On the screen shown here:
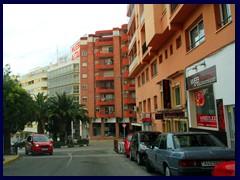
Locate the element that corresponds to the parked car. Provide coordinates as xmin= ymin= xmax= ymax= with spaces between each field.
xmin=212 ymin=161 xmax=235 ymax=176
xmin=145 ymin=132 xmax=235 ymax=176
xmin=25 ymin=134 xmax=53 ymax=155
xmin=124 ymin=133 xmax=133 ymax=157
xmin=129 ymin=131 xmax=161 ymax=165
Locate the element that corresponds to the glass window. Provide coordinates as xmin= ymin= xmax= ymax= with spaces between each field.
xmin=174 ymin=86 xmax=181 ymax=106
xmin=220 ymin=4 xmax=232 ymax=26
xmin=151 ymin=60 xmax=158 ymax=77
xmin=104 ymin=123 xmax=115 ymax=137
xmin=189 ymin=20 xmax=205 ymax=49
xmin=93 ymin=123 xmax=101 ymax=136
xmin=82 ymin=51 xmax=87 ymax=56
xmin=159 ymin=135 xmax=167 ymax=149
xmin=195 ymin=85 xmax=216 ymax=128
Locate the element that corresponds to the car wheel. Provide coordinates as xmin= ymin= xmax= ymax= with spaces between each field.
xmin=130 ymin=150 xmax=134 ymax=161
xmin=165 ymin=166 xmax=172 ymax=176
xmin=137 ymin=153 xmax=142 ymax=165
xmin=146 ymin=157 xmax=154 ymax=173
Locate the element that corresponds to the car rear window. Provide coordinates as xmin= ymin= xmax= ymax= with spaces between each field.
xmin=173 ymin=134 xmax=225 ymax=148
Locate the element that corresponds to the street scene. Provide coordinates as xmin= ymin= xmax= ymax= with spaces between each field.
xmin=3 ymin=4 xmax=235 ymax=176
xmin=3 ymin=141 xmax=160 ymax=176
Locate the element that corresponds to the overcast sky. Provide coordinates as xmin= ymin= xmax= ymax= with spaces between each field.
xmin=3 ymin=4 xmax=129 ymax=76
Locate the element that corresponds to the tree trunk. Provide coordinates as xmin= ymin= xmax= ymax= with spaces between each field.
xmin=4 ymin=130 xmax=11 ymax=155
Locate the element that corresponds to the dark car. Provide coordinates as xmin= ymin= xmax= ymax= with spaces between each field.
xmin=212 ymin=161 xmax=235 ymax=176
xmin=129 ymin=131 xmax=161 ymax=165
xmin=124 ymin=133 xmax=133 ymax=157
xmin=145 ymin=132 xmax=235 ymax=176
xmin=25 ymin=134 xmax=53 ymax=155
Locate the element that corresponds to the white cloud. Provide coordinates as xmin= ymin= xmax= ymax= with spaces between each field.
xmin=3 ymin=4 xmax=128 ymax=75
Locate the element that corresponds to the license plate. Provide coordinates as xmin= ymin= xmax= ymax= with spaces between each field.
xmin=201 ymin=161 xmax=222 ymax=167
xmin=42 ymin=148 xmax=48 ymax=151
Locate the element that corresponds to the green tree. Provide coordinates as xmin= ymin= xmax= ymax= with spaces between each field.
xmin=3 ymin=64 xmax=35 ymax=155
xmin=34 ymin=92 xmax=49 ymax=134
xmin=47 ymin=92 xmax=89 ymax=144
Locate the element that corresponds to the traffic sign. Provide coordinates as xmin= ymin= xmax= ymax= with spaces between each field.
xmin=122 ymin=123 xmax=126 ymax=128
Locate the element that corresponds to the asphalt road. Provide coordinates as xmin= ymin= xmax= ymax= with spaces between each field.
xmin=3 ymin=140 xmax=161 ymax=176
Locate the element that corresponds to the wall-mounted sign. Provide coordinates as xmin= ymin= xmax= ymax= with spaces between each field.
xmin=163 ymin=79 xmax=171 ymax=109
xmin=71 ymin=40 xmax=80 ymax=61
xmin=187 ymin=65 xmax=217 ymax=90
xmin=216 ymin=99 xmax=225 ymax=131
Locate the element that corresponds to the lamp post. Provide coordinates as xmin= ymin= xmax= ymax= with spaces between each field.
xmin=118 ymin=75 xmax=125 ymax=139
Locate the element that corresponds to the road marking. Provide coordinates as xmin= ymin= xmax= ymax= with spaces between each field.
xmin=65 ymin=153 xmax=72 ymax=167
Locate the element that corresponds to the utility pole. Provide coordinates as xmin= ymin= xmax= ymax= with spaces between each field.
xmin=118 ymin=74 xmax=126 ymax=139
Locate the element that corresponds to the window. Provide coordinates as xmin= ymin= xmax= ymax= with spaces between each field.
xmin=214 ymin=4 xmax=232 ymax=30
xmin=159 ymin=54 xmax=163 ymax=64
xmin=176 ymin=36 xmax=182 ymax=49
xmin=165 ymin=49 xmax=168 ymax=59
xmin=170 ymin=4 xmax=178 ymax=13
xmin=82 ymin=74 xmax=87 ymax=78
xmin=154 ymin=96 xmax=158 ymax=111
xmin=147 ymin=98 xmax=151 ymax=112
xmin=170 ymin=45 xmax=173 ymax=55
xmin=108 ymin=47 xmax=113 ymax=52
xmin=174 ymin=85 xmax=181 ymax=106
xmin=82 ymin=85 xmax=88 ymax=89
xmin=159 ymin=135 xmax=167 ymax=149
xmin=138 ymin=76 xmax=141 ymax=87
xmin=151 ymin=60 xmax=158 ymax=77
xmin=141 ymin=72 xmax=145 ymax=85
xmin=146 ymin=68 xmax=149 ymax=81
xmin=82 ymin=51 xmax=87 ymax=56
xmin=73 ymin=85 xmax=79 ymax=93
xmin=82 ymin=96 xmax=88 ymax=101
xmin=82 ymin=62 xmax=87 ymax=67
xmin=189 ymin=20 xmax=205 ymax=49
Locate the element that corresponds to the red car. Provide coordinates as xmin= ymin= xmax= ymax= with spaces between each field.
xmin=25 ymin=134 xmax=53 ymax=155
xmin=124 ymin=133 xmax=133 ymax=157
xmin=212 ymin=161 xmax=235 ymax=176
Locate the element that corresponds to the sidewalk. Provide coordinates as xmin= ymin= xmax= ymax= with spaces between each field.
xmin=3 ymin=155 xmax=20 ymax=166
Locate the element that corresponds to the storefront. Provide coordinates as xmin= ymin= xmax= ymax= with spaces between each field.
xmin=185 ymin=43 xmax=235 ymax=148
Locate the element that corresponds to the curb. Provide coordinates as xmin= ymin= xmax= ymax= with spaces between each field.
xmin=3 ymin=155 xmax=20 ymax=166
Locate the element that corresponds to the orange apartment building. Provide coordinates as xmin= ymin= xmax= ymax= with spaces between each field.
xmin=79 ymin=25 xmax=138 ymax=140
xmin=127 ymin=4 xmax=235 ymax=147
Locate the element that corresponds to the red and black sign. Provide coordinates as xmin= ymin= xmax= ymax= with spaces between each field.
xmin=216 ymin=99 xmax=225 ymax=131
xmin=163 ymin=79 xmax=171 ymax=109
xmin=187 ymin=66 xmax=217 ymax=90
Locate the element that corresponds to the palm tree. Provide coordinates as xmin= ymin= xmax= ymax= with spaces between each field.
xmin=34 ymin=92 xmax=49 ymax=134
xmin=47 ymin=92 xmax=89 ymax=144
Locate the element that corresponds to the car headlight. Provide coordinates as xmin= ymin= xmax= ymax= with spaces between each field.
xmin=35 ymin=144 xmax=39 ymax=147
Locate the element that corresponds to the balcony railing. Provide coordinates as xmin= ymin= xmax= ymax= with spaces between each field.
xmin=96 ymin=99 xmax=115 ymax=106
xmin=129 ymin=56 xmax=138 ymax=74
xmin=96 ymin=112 xmax=115 ymax=118
xmin=96 ymin=87 xmax=114 ymax=93
xmin=121 ymin=46 xmax=128 ymax=53
xmin=95 ymin=76 xmax=114 ymax=81
xmin=128 ymin=31 xmax=136 ymax=51
xmin=122 ymin=58 xmax=130 ymax=66
xmin=95 ymin=51 xmax=113 ymax=58
xmin=124 ymin=110 xmax=136 ymax=118
xmin=123 ymin=84 xmax=135 ymax=91
xmin=124 ymin=97 xmax=136 ymax=104
xmin=95 ymin=40 xmax=113 ymax=46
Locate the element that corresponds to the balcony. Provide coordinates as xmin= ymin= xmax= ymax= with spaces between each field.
xmin=123 ymin=71 xmax=129 ymax=78
xmin=95 ymin=40 xmax=113 ymax=47
xmin=96 ymin=87 xmax=114 ymax=93
xmin=95 ymin=51 xmax=113 ymax=58
xmin=170 ymin=4 xmax=198 ymax=25
xmin=128 ymin=31 xmax=136 ymax=52
xmin=96 ymin=99 xmax=115 ymax=106
xmin=95 ymin=76 xmax=114 ymax=81
xmin=122 ymin=58 xmax=130 ymax=66
xmin=96 ymin=112 xmax=115 ymax=118
xmin=121 ymin=46 xmax=128 ymax=54
xmin=95 ymin=63 xmax=114 ymax=70
xmin=121 ymin=34 xmax=131 ymax=42
xmin=124 ymin=110 xmax=136 ymax=118
xmin=123 ymin=84 xmax=135 ymax=91
xmin=124 ymin=97 xmax=136 ymax=104
xmin=142 ymin=47 xmax=158 ymax=63
xmin=129 ymin=56 xmax=146 ymax=78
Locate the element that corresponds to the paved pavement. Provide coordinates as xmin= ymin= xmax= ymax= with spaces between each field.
xmin=3 ymin=140 xmax=122 ymax=166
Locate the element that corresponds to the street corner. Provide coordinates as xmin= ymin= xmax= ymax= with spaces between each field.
xmin=3 ymin=155 xmax=20 ymax=166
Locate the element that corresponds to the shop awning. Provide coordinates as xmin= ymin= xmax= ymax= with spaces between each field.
xmin=131 ymin=123 xmax=142 ymax=127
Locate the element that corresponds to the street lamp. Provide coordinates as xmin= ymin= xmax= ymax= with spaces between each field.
xmin=118 ymin=75 xmax=126 ymax=139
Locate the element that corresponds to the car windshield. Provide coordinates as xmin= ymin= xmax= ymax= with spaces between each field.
xmin=33 ymin=136 xmax=50 ymax=142
xmin=140 ymin=132 xmax=160 ymax=142
xmin=173 ymin=134 xmax=225 ymax=148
